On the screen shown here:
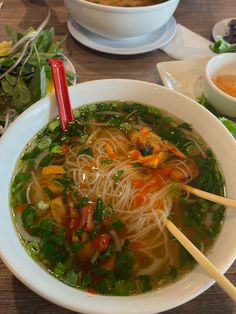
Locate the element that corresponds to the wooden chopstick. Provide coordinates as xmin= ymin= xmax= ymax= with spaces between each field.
xmin=182 ymin=184 xmax=236 ymax=209
xmin=48 ymin=58 xmax=74 ymax=132
xmin=165 ymin=218 xmax=236 ymax=301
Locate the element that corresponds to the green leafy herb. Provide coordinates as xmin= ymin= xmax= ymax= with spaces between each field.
xmin=100 ymin=159 xmax=113 ymax=166
xmin=39 ymin=153 xmax=54 ymax=167
xmin=114 ymin=249 xmax=135 ymax=280
xmin=75 ymin=197 xmax=90 ymax=211
xmin=21 ymin=206 xmax=37 ymax=228
xmin=112 ymin=170 xmax=124 ymax=182
xmin=63 ymin=270 xmax=78 ymax=287
xmin=177 ymin=122 xmax=192 ymax=130
xmin=78 ymin=147 xmax=93 ymax=157
xmin=111 ymin=220 xmax=125 ymax=230
xmin=133 ymin=162 xmax=143 ymax=168
xmin=53 ymin=177 xmax=73 ymax=187
xmin=209 ymin=37 xmax=236 ymax=54
xmin=219 ymin=117 xmax=236 ymax=139
xmin=0 ymin=23 xmax=75 ymax=133
xmin=94 ymin=198 xmax=105 ymax=224
xmin=72 ymin=240 xmax=84 ymax=252
xmin=157 ymin=265 xmax=178 ymax=281
xmin=140 ymin=147 xmax=153 ymax=156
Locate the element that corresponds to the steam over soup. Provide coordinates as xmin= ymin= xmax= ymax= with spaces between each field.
xmin=85 ymin=0 xmax=168 ymax=7
xmin=11 ymin=101 xmax=225 ymax=296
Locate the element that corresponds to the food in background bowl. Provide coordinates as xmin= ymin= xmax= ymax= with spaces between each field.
xmin=85 ymin=0 xmax=167 ymax=7
xmin=11 ymin=101 xmax=225 ymax=295
xmin=1 ymin=80 xmax=236 ymax=313
xmin=64 ymin=0 xmax=179 ymax=39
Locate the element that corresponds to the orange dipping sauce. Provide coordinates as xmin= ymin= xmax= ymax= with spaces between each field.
xmin=212 ymin=74 xmax=236 ymax=98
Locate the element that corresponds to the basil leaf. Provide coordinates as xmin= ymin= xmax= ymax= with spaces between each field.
xmin=29 ymin=66 xmax=47 ymax=103
xmin=5 ymin=74 xmax=17 ymax=86
xmin=5 ymin=25 xmax=18 ymax=43
xmin=1 ymin=79 xmax=14 ymax=95
xmin=12 ymin=78 xmax=31 ymax=113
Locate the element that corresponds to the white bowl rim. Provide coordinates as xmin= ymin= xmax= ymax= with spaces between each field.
xmin=66 ymin=0 xmax=179 ymax=13
xmin=205 ymin=53 xmax=236 ymax=102
xmin=0 ymin=79 xmax=236 ymax=314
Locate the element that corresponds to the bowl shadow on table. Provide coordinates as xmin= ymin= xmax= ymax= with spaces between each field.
xmin=18 ymin=0 xmax=67 ymax=34
xmin=11 ymin=274 xmax=236 ymax=314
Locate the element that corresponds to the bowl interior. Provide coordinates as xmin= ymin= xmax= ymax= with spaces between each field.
xmin=207 ymin=53 xmax=236 ymax=84
xmin=1 ymin=79 xmax=236 ymax=314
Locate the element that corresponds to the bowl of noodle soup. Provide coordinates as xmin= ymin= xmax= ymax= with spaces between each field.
xmin=1 ymin=79 xmax=236 ymax=313
xmin=64 ymin=0 xmax=180 ymax=39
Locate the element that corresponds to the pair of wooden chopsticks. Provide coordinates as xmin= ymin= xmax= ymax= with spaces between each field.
xmin=166 ymin=184 xmax=236 ymax=301
xmin=48 ymin=60 xmax=236 ymax=300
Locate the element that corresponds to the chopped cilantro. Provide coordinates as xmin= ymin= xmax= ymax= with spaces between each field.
xmin=112 ymin=170 xmax=124 ymax=182
xmin=78 ymin=147 xmax=93 ymax=157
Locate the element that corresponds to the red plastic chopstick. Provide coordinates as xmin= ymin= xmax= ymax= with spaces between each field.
xmin=48 ymin=58 xmax=74 ymax=131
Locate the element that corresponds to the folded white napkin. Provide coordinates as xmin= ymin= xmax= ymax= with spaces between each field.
xmin=161 ymin=24 xmax=215 ymax=60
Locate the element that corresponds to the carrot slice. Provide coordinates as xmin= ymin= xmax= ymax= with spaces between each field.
xmin=42 ymin=165 xmax=65 ymax=176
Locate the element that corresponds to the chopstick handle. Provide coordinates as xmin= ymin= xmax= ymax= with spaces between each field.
xmin=182 ymin=184 xmax=236 ymax=209
xmin=48 ymin=58 xmax=74 ymax=131
xmin=165 ymin=218 xmax=236 ymax=301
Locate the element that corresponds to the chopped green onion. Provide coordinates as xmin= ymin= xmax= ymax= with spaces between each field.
xmin=26 ymin=241 xmax=40 ymax=255
xmin=36 ymin=200 xmax=50 ymax=211
xmin=39 ymin=154 xmax=54 ymax=167
xmin=48 ymin=119 xmax=60 ymax=132
xmin=50 ymin=145 xmax=61 ymax=154
xmin=112 ymin=170 xmax=124 ymax=182
xmin=54 ymin=262 xmax=66 ymax=278
xmin=63 ymin=270 xmax=78 ymax=287
xmin=21 ymin=206 xmax=37 ymax=228
xmin=91 ymin=251 xmax=100 ymax=264
xmin=38 ymin=136 xmax=52 ymax=151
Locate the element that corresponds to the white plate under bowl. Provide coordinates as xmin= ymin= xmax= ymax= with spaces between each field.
xmin=157 ymin=57 xmax=211 ymax=100
xmin=67 ymin=16 xmax=177 ymax=55
xmin=212 ymin=18 xmax=235 ymax=42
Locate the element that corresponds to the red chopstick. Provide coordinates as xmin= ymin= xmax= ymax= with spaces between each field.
xmin=48 ymin=58 xmax=74 ymax=131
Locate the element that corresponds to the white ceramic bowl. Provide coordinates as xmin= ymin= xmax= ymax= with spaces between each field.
xmin=203 ymin=53 xmax=236 ymax=117
xmin=64 ymin=0 xmax=180 ymax=39
xmin=1 ymin=79 xmax=236 ymax=314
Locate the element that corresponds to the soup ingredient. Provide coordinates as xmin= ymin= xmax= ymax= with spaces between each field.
xmin=0 ymin=14 xmax=76 ymax=136
xmin=212 ymin=75 xmax=236 ymax=98
xmin=223 ymin=19 xmax=236 ymax=44
xmin=11 ymin=101 xmax=225 ymax=295
xmin=86 ymin=0 xmax=167 ymax=7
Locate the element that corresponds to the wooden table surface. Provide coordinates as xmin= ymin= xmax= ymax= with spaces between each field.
xmin=0 ymin=0 xmax=236 ymax=313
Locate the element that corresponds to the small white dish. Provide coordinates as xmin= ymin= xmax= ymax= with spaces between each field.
xmin=212 ymin=18 xmax=235 ymax=41
xmin=157 ymin=57 xmax=211 ymax=100
xmin=67 ymin=16 xmax=177 ymax=55
xmin=203 ymin=53 xmax=236 ymax=117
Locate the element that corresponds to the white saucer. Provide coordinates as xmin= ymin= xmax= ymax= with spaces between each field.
xmin=67 ymin=16 xmax=177 ymax=55
xmin=212 ymin=17 xmax=235 ymax=41
xmin=157 ymin=57 xmax=211 ymax=100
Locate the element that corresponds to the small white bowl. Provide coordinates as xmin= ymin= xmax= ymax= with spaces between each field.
xmin=1 ymin=79 xmax=236 ymax=313
xmin=203 ymin=53 xmax=236 ymax=117
xmin=64 ymin=0 xmax=179 ymax=40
